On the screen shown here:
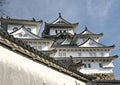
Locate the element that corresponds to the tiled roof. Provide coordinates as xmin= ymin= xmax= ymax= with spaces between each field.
xmin=0 ymin=30 xmax=94 ymax=82
xmin=0 ymin=17 xmax=43 ymax=35
xmin=94 ymin=80 xmax=120 ymax=85
xmin=0 ymin=17 xmax=43 ymax=23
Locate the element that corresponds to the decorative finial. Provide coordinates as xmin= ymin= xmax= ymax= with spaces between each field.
xmin=59 ymin=13 xmax=61 ymax=17
xmin=85 ymin=26 xmax=88 ymax=30
xmin=32 ymin=18 xmax=36 ymax=21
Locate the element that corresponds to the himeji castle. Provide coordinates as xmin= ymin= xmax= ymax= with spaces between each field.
xmin=0 ymin=14 xmax=119 ymax=85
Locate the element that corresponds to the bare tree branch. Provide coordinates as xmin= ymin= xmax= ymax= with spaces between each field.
xmin=0 ymin=0 xmax=7 ymax=16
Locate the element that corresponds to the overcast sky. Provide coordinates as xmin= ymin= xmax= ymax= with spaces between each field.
xmin=2 ymin=0 xmax=120 ymax=79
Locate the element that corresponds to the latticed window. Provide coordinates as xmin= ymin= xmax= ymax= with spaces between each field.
xmin=63 ymin=53 xmax=66 ymax=56
xmin=84 ymin=64 xmax=87 ymax=68
xmin=99 ymin=63 xmax=103 ymax=68
xmin=59 ymin=52 xmax=62 ymax=56
xmin=88 ymin=64 xmax=91 ymax=68
xmin=58 ymin=52 xmax=66 ymax=57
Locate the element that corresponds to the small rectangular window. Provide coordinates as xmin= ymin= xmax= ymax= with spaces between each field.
xmin=99 ymin=63 xmax=103 ymax=68
xmin=59 ymin=53 xmax=62 ymax=56
xmin=101 ymin=52 xmax=104 ymax=56
xmin=88 ymin=64 xmax=91 ymax=68
xmin=60 ymin=30 xmax=62 ymax=33
xmin=63 ymin=53 xmax=66 ymax=56
xmin=55 ymin=30 xmax=57 ymax=34
xmin=84 ymin=64 xmax=87 ymax=68
xmin=64 ymin=30 xmax=66 ymax=33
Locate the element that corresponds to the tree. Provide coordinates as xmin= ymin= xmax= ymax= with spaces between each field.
xmin=0 ymin=0 xmax=6 ymax=16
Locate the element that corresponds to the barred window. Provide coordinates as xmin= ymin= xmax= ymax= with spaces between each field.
xmin=63 ymin=53 xmax=66 ymax=56
xmin=88 ymin=64 xmax=91 ymax=68
xmin=59 ymin=53 xmax=62 ymax=56
xmin=84 ymin=64 xmax=87 ymax=68
xmin=99 ymin=63 xmax=103 ymax=68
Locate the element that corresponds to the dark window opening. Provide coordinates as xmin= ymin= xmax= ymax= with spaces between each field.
xmin=88 ymin=64 xmax=91 ymax=68
xmin=60 ymin=30 xmax=62 ymax=33
xmin=84 ymin=64 xmax=87 ymax=68
xmin=99 ymin=63 xmax=103 ymax=68
xmin=55 ymin=30 xmax=58 ymax=34
xmin=64 ymin=30 xmax=66 ymax=33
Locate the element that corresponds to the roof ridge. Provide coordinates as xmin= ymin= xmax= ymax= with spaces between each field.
xmin=51 ymin=13 xmax=72 ymax=24
xmin=1 ymin=17 xmax=43 ymax=23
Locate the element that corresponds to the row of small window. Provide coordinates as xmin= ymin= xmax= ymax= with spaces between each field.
xmin=58 ymin=52 xmax=104 ymax=57
xmin=58 ymin=53 xmax=66 ymax=57
xmin=13 ymin=27 xmax=31 ymax=32
xmin=55 ymin=30 xmax=66 ymax=34
xmin=78 ymin=52 xmax=104 ymax=57
xmin=27 ymin=41 xmax=49 ymax=44
xmin=33 ymin=46 xmax=42 ymax=50
xmin=83 ymin=63 xmax=103 ymax=68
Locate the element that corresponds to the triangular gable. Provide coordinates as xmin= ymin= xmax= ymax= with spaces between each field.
xmin=10 ymin=27 xmax=40 ymax=39
xmin=80 ymin=27 xmax=93 ymax=35
xmin=79 ymin=38 xmax=105 ymax=47
xmin=61 ymin=38 xmax=71 ymax=45
xmin=52 ymin=13 xmax=71 ymax=24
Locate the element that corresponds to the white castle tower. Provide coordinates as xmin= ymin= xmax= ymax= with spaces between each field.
xmin=0 ymin=13 xmax=118 ymax=80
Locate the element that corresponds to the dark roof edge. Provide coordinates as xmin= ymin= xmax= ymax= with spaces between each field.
xmin=94 ymin=80 xmax=120 ymax=83
xmin=0 ymin=17 xmax=43 ymax=23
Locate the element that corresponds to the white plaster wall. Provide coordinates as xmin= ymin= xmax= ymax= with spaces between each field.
xmin=76 ymin=38 xmax=99 ymax=46
xmin=54 ymin=50 xmax=109 ymax=57
xmin=80 ymin=61 xmax=113 ymax=74
xmin=0 ymin=45 xmax=86 ymax=85
xmin=68 ymin=29 xmax=74 ymax=34
xmin=7 ymin=24 xmax=37 ymax=35
xmin=76 ymin=39 xmax=83 ymax=45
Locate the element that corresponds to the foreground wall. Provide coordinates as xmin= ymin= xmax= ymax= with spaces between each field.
xmin=0 ymin=45 xmax=86 ymax=85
